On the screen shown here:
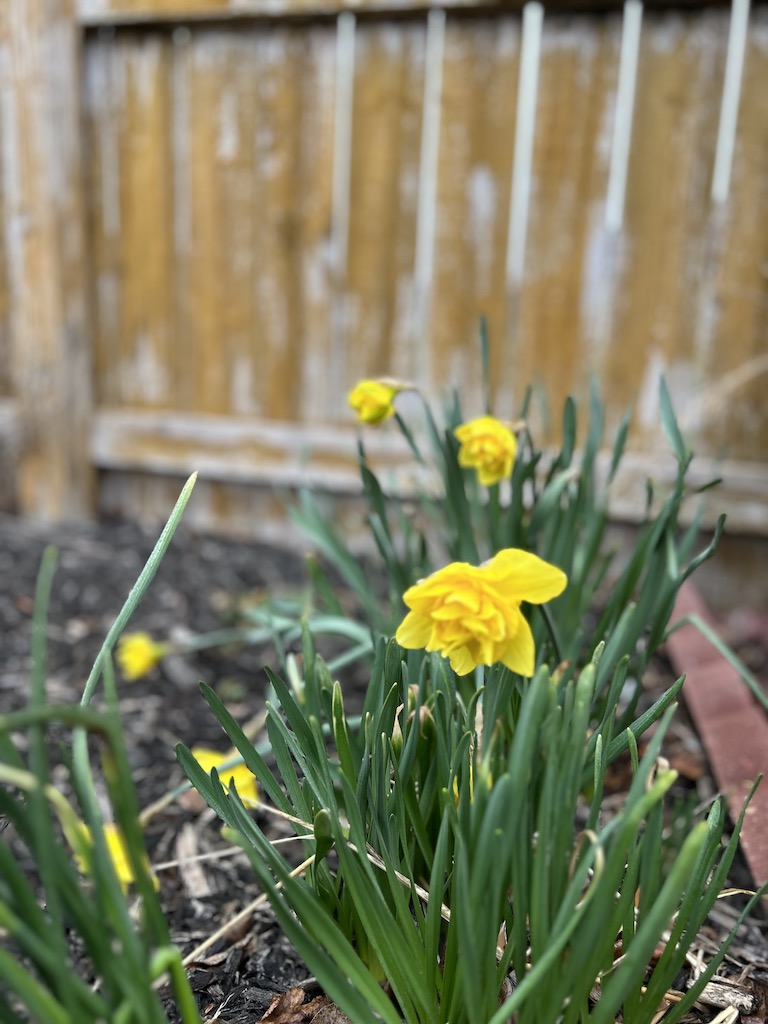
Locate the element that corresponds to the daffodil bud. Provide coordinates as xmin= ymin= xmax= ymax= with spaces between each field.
xmin=454 ymin=415 xmax=518 ymax=486
xmin=347 ymin=378 xmax=411 ymax=425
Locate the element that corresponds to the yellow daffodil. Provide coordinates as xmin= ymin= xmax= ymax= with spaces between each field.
xmin=395 ymin=548 xmax=567 ymax=676
xmin=348 ymin=378 xmax=409 ymax=425
xmin=454 ymin=415 xmax=517 ymax=486
xmin=191 ymin=747 xmax=259 ymax=805
xmin=115 ymin=632 xmax=168 ymax=681
xmin=74 ymin=822 xmax=158 ymax=892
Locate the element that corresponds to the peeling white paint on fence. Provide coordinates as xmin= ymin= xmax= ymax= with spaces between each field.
xmin=505 ymin=2 xmax=543 ymax=290
xmin=411 ymin=7 xmax=445 ymax=385
xmin=605 ymin=1 xmax=642 ymax=232
xmin=4 ymin=1 xmax=767 ymax=532
xmin=711 ymin=0 xmax=750 ymax=203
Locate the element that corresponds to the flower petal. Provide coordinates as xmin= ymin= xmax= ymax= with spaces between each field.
xmin=484 ymin=549 xmax=567 ymax=604
xmin=499 ymin=613 xmax=536 ymax=676
xmin=446 ymin=644 xmax=477 ymax=676
xmin=454 ymin=416 xmax=517 ymax=487
xmin=192 ymin=747 xmax=259 ymax=803
xmin=395 ymin=549 xmax=566 ymax=675
xmin=348 ymin=379 xmax=412 ymax=425
xmin=395 ymin=611 xmax=433 ymax=649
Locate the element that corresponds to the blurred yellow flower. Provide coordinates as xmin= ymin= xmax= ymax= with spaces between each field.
xmin=74 ymin=822 xmax=158 ymax=892
xmin=191 ymin=747 xmax=259 ymax=805
xmin=395 ymin=549 xmax=567 ymax=676
xmin=116 ymin=632 xmax=167 ymax=681
xmin=348 ymin=379 xmax=408 ymax=425
xmin=454 ymin=415 xmax=517 ymax=486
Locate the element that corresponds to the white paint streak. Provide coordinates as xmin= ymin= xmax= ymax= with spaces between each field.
xmin=217 ymin=88 xmax=240 ymax=162
xmin=466 ymin=166 xmax=497 ymax=294
xmin=506 ymin=2 xmax=543 ymax=288
xmin=580 ymin=206 xmax=621 ymax=361
xmin=324 ymin=12 xmax=356 ymax=419
xmin=97 ymin=272 xmax=120 ymax=398
xmin=132 ymin=38 xmax=161 ymax=106
xmin=605 ymin=1 xmax=643 ymax=232
xmin=0 ymin=44 xmax=24 ymax=298
xmin=131 ymin=332 xmax=170 ymax=404
xmin=497 ymin=16 xmax=519 ymax=59
xmin=711 ymin=0 xmax=751 ymax=203
xmin=230 ymin=352 xmax=254 ymax=415
xmin=378 ymin=23 xmax=403 ymax=58
xmin=42 ymin=19 xmax=77 ymax=206
xmin=76 ymin=0 xmax=109 ymax=20
xmin=90 ymin=41 xmax=121 ymax=238
xmin=637 ymin=350 xmax=666 ymax=429
xmin=414 ymin=8 xmax=445 ymax=295
xmin=97 ymin=273 xmax=119 ymax=337
xmin=411 ymin=8 xmax=445 ymax=381
xmin=331 ymin=13 xmax=355 ymax=287
xmin=172 ymin=34 xmax=191 ymax=256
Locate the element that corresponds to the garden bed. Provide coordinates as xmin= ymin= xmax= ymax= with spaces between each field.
xmin=1 ymin=513 xmax=766 ymax=1023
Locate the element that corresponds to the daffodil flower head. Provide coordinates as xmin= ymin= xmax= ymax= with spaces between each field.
xmin=115 ymin=632 xmax=168 ymax=681
xmin=191 ymin=747 xmax=259 ymax=805
xmin=454 ymin=415 xmax=517 ymax=486
xmin=395 ymin=548 xmax=567 ymax=676
xmin=74 ymin=822 xmax=158 ymax=893
xmin=348 ymin=378 xmax=410 ymax=425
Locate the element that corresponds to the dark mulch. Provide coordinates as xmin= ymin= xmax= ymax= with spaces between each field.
xmin=1 ymin=514 xmax=315 ymax=1021
xmin=1 ymin=512 xmax=766 ymax=1023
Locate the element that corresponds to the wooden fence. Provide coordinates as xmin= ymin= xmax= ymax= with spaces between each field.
xmin=0 ymin=0 xmax=767 ymax=548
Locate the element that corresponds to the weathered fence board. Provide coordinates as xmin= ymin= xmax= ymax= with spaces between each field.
xmin=0 ymin=0 xmax=93 ymax=517
xmin=1 ymin=1 xmax=766 ymax=545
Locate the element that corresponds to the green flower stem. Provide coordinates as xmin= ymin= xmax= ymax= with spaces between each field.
xmin=538 ymin=603 xmax=563 ymax=665
xmin=80 ymin=472 xmax=198 ymax=708
xmin=0 ymin=704 xmax=115 ymax=739
xmin=487 ymin=483 xmax=502 ymax=556
xmin=71 ymin=473 xmax=197 ymax=830
xmin=0 ymin=948 xmax=70 ymax=1024
xmin=149 ymin=948 xmax=204 ymax=1024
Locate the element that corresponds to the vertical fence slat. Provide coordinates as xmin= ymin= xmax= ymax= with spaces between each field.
xmin=412 ymin=7 xmax=445 ymax=386
xmin=0 ymin=0 xmax=93 ymax=518
xmin=505 ymin=1 xmax=543 ymax=290
xmin=711 ymin=0 xmax=750 ymax=203
xmin=328 ymin=12 xmax=355 ymax=412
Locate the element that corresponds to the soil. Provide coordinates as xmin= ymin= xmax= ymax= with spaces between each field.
xmin=1 ymin=512 xmax=766 ymax=1023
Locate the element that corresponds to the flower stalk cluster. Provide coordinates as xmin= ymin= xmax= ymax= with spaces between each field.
xmin=178 ymin=369 xmax=756 ymax=1024
xmin=4 ymin=358 xmax=754 ymax=1024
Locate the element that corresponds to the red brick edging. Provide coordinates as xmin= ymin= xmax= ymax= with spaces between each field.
xmin=667 ymin=583 xmax=768 ymax=888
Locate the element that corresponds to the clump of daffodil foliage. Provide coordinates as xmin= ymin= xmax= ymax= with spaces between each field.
xmin=179 ymin=349 xmax=765 ymax=1023
xmin=0 ymin=478 xmax=203 ymax=1023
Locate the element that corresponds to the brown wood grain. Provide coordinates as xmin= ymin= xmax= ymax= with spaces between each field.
xmin=0 ymin=0 xmax=93 ymax=517
xmin=2 ymin=3 xmax=767 ymax=538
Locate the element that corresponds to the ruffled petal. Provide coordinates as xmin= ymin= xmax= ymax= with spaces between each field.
xmin=446 ymin=644 xmax=477 ymax=676
xmin=484 ymin=549 xmax=567 ymax=604
xmin=395 ymin=611 xmax=433 ymax=649
xmin=499 ymin=614 xmax=536 ymax=676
